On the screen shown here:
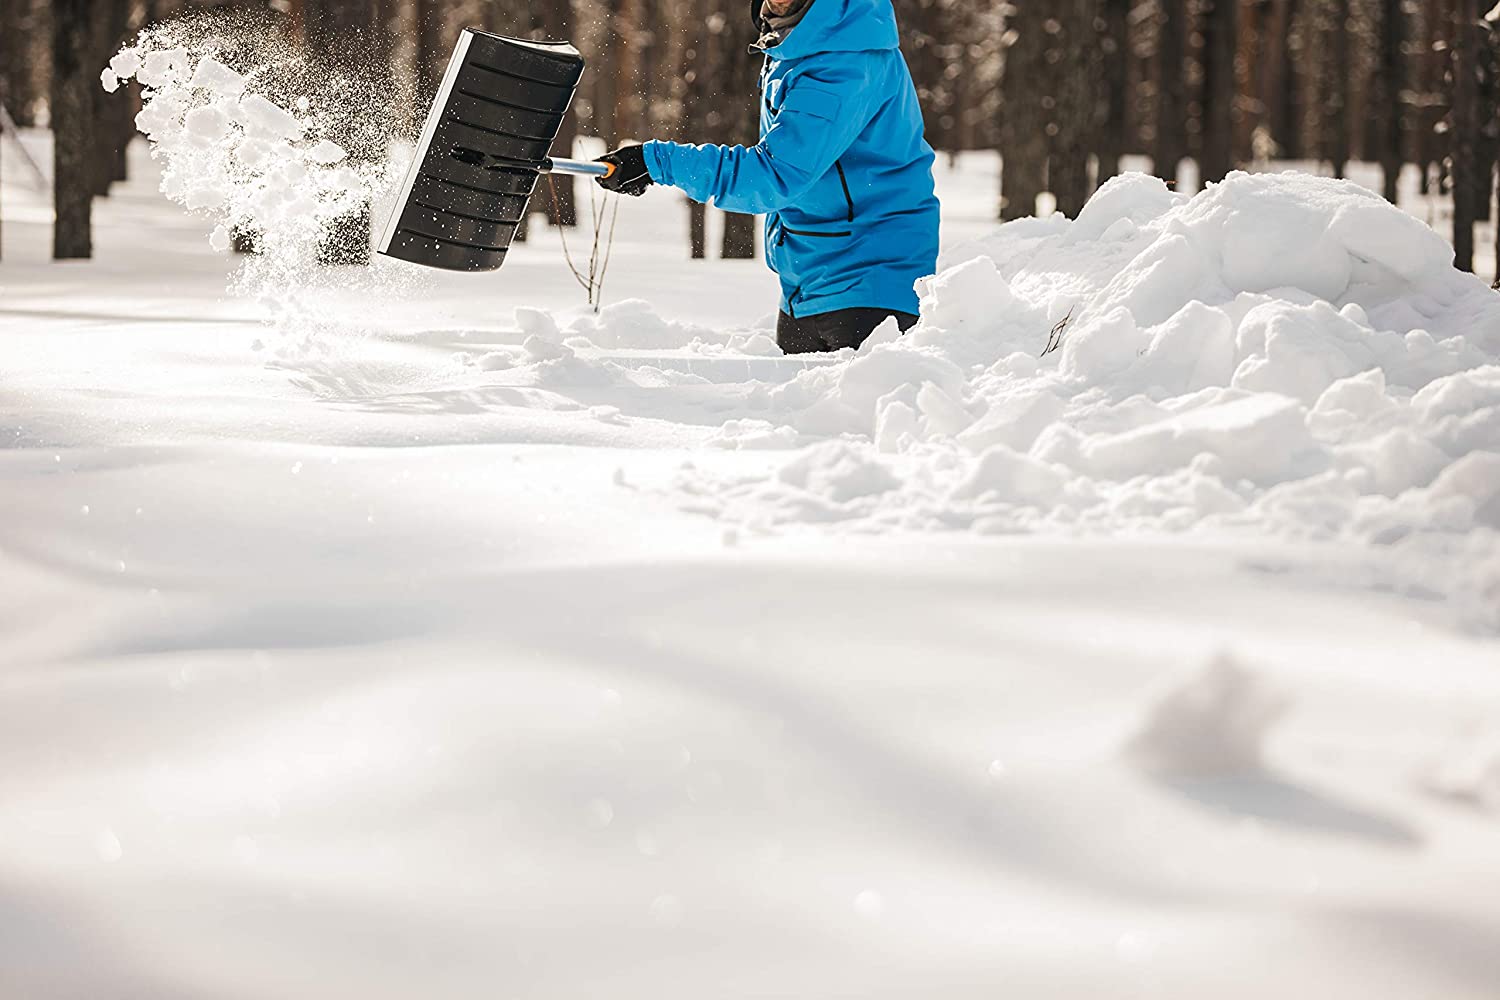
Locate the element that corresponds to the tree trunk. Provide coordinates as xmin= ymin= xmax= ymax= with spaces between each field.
xmin=1155 ymin=0 xmax=1190 ymax=185
xmin=303 ymin=0 xmax=382 ymax=265
xmin=1001 ymin=4 xmax=1048 ymax=218
xmin=1201 ymin=0 xmax=1239 ymax=184
xmin=1452 ymin=0 xmax=1479 ymax=272
xmin=717 ymin=0 xmax=760 ymax=259
xmin=1098 ymin=0 xmax=1131 ymax=183
xmin=1050 ymin=0 xmax=1101 ymax=218
xmin=0 ymin=0 xmax=45 ymax=127
xmin=1 ymin=64 xmax=6 ymax=262
xmin=1378 ymin=0 xmax=1406 ymax=202
xmin=537 ymin=0 xmax=578 ymax=228
xmin=688 ymin=198 xmax=707 ymax=260
xmin=1326 ymin=0 xmax=1351 ymax=178
xmin=52 ymin=0 xmax=94 ymax=260
xmin=93 ymin=0 xmax=134 ymax=198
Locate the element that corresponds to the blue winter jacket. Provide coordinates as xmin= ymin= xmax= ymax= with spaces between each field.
xmin=642 ymin=0 xmax=940 ymax=319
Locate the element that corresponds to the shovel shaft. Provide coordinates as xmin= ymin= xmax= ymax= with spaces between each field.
xmin=545 ymin=157 xmax=616 ymax=179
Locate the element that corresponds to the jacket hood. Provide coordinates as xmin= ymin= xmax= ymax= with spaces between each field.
xmin=752 ymin=0 xmax=900 ymax=59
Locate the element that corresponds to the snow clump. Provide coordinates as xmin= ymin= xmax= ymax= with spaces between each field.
xmin=1127 ymin=653 xmax=1291 ymax=776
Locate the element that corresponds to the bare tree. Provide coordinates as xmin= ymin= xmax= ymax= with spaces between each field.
xmin=1324 ymin=0 xmax=1352 ymax=177
xmin=1000 ymin=3 xmax=1048 ymax=219
xmin=94 ymin=0 xmax=136 ymax=198
xmin=1200 ymin=0 xmax=1239 ymax=183
xmin=1452 ymin=0 xmax=1480 ymax=271
xmin=1049 ymin=0 xmax=1102 ymax=217
xmin=52 ymin=0 xmax=95 ymax=259
xmin=1155 ymin=0 xmax=1190 ymax=185
xmin=1098 ymin=0 xmax=1132 ymax=183
xmin=1376 ymin=0 xmax=1406 ymax=201
xmin=710 ymin=0 xmax=760 ymax=259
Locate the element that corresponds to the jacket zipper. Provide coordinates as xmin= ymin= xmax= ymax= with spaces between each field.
xmin=778 ymin=226 xmax=852 ymax=246
xmin=834 ymin=160 xmax=855 ymax=222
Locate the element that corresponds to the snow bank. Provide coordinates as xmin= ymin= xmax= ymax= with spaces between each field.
xmin=676 ymin=172 xmax=1500 ymax=625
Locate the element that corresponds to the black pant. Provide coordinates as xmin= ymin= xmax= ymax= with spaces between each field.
xmin=777 ymin=308 xmax=920 ymax=355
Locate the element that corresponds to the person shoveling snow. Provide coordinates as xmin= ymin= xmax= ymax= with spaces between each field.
xmin=597 ymin=0 xmax=941 ymax=355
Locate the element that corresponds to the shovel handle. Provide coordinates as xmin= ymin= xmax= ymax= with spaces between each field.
xmin=545 ymin=157 xmax=616 ymax=179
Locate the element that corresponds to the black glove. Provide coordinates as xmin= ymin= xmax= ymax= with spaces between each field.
xmin=596 ymin=145 xmax=653 ymax=197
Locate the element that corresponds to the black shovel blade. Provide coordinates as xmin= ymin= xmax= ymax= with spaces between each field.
xmin=378 ymin=29 xmax=583 ymax=273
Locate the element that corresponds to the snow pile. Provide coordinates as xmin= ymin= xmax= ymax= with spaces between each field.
xmin=675 ymin=173 xmax=1500 ymax=623
xmin=1127 ymin=653 xmax=1291 ymax=777
xmin=104 ymin=16 xmax=420 ymax=354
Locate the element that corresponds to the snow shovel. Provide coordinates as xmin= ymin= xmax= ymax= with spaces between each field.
xmin=377 ymin=29 xmax=612 ymax=273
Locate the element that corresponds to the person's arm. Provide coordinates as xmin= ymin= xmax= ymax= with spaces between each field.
xmin=640 ymin=55 xmax=879 ymax=215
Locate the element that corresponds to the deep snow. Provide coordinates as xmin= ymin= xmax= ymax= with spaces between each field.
xmin=1 ymin=36 xmax=1500 ymax=1000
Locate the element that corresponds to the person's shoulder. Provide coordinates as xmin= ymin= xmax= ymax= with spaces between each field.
xmin=785 ymin=48 xmax=882 ymax=84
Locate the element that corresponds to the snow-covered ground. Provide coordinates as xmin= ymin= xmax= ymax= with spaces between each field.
xmin=3 ymin=41 xmax=1500 ymax=999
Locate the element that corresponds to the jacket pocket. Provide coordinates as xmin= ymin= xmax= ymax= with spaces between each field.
xmin=778 ymin=225 xmax=852 ymax=246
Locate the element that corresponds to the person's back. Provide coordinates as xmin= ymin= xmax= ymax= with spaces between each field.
xmin=596 ymin=0 xmax=941 ymax=354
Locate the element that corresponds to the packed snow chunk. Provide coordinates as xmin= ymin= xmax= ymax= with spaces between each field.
xmin=1092 ymin=231 xmax=1224 ymax=330
xmin=235 ymin=93 xmax=304 ymax=140
xmin=184 ymin=183 xmax=231 ymax=212
xmin=1174 ymin=172 xmax=1380 ymax=301
xmin=1414 ymin=371 xmax=1500 ymax=458
xmin=522 ymin=336 xmax=574 ymax=364
xmin=956 ymin=389 xmax=1067 ymax=455
xmin=1309 ymin=368 xmax=1402 ymax=440
xmin=183 ymin=105 xmax=233 ymax=145
xmin=1412 ymin=365 xmax=1500 ymax=426
xmin=874 ymin=395 xmax=919 ymax=453
xmin=515 ymin=306 xmax=561 ymax=341
xmin=1128 ymin=653 xmax=1291 ymax=777
xmin=306 ymin=139 xmax=348 ymax=165
xmin=915 ymin=380 xmax=972 ymax=438
xmin=1080 ymin=393 xmax=1316 ymax=486
xmin=707 ymin=420 xmax=802 ymax=450
xmin=1128 ymin=301 xmax=1238 ymax=398
xmin=108 ymin=48 xmax=143 ymax=80
xmin=101 ymin=68 xmax=120 ymax=93
xmin=777 ymin=442 xmax=901 ymax=504
xmin=139 ymin=47 xmax=191 ymax=88
xmin=570 ymin=299 xmax=707 ymax=350
xmin=1327 ymin=197 xmax=1456 ymax=283
xmin=209 ymin=225 xmax=232 ymax=253
xmin=1061 ymin=307 xmax=1147 ymax=382
xmin=858 ymin=316 xmax=904 ymax=354
xmin=188 ymin=57 xmax=247 ymax=97
xmin=1415 ymin=452 xmax=1500 ymax=530
xmin=951 ymin=446 xmax=1070 ymax=508
xmin=1232 ymin=300 xmax=1381 ymax=405
xmin=1068 ymin=171 xmax=1181 ymax=243
xmin=1337 ymin=428 xmax=1450 ymax=497
xmin=789 ymin=345 xmax=966 ymax=438
xmin=908 ymin=257 xmax=1036 ymax=364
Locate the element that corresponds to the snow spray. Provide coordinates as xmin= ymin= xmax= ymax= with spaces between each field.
xmin=104 ymin=10 xmax=429 ymax=359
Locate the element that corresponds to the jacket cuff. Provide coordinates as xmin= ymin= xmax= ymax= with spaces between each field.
xmin=642 ymin=141 xmax=671 ymax=187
